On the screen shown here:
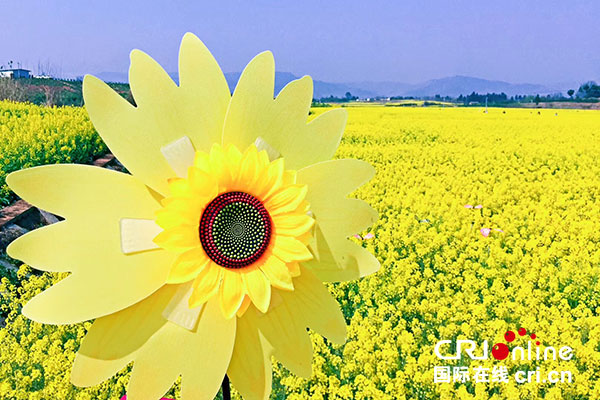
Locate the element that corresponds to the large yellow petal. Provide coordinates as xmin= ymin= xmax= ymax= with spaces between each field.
xmin=222 ymin=52 xmax=347 ymax=170
xmin=178 ymin=33 xmax=231 ymax=151
xmin=6 ymin=165 xmax=174 ymax=324
xmin=222 ymin=51 xmax=274 ymax=151
xmin=231 ymin=269 xmax=344 ymax=384
xmin=127 ymin=357 xmax=180 ymax=400
xmin=70 ymin=354 xmax=130 ymax=388
xmin=6 ymin=164 xmax=161 ymax=220
xmin=251 ymin=300 xmax=313 ymax=378
xmin=158 ymin=298 xmax=236 ymax=400
xmin=83 ymin=33 xmax=230 ymax=195
xmin=298 ymin=159 xmax=374 ymax=202
xmin=280 ymin=265 xmax=347 ymax=345
xmin=303 ymin=225 xmax=379 ymax=283
xmin=6 ymin=222 xmax=73 ymax=273
xmin=71 ymin=284 xmax=178 ymax=386
xmin=73 ymin=286 xmax=236 ymax=400
xmin=296 ymin=159 xmax=380 ymax=282
xmin=298 ymin=159 xmax=378 ymax=236
xmin=298 ymin=108 xmax=347 ymax=167
xmin=228 ymin=314 xmax=273 ymax=400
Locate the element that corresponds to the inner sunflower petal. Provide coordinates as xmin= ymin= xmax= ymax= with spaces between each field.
xmin=272 ymin=214 xmax=315 ymax=237
xmin=264 ymin=185 xmax=308 ymax=215
xmin=273 ymin=235 xmax=313 ymax=263
xmin=242 ymin=269 xmax=272 ymax=313
xmin=219 ymin=270 xmax=246 ymax=319
xmin=189 ymin=262 xmax=223 ymax=308
xmin=153 ymin=224 xmax=200 ymax=251
xmin=167 ymin=248 xmax=210 ymax=284
xmin=260 ymin=255 xmax=294 ymax=291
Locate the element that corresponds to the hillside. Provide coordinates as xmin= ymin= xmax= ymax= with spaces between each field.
xmin=96 ymin=70 xmax=378 ymax=99
xmin=95 ymin=71 xmax=567 ymax=98
xmin=403 ymin=75 xmax=556 ymax=97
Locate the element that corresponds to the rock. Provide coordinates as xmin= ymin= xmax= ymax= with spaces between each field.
xmin=0 ymin=199 xmax=34 ymax=229
xmin=39 ymin=209 xmax=60 ymax=225
xmin=0 ymin=223 xmax=27 ymax=250
xmin=13 ymin=207 xmax=42 ymax=230
xmin=112 ymin=157 xmax=127 ymax=172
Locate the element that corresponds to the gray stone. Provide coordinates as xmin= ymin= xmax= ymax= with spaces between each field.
xmin=0 ymin=223 xmax=28 ymax=250
xmin=13 ymin=208 xmax=42 ymax=230
xmin=39 ymin=209 xmax=60 ymax=225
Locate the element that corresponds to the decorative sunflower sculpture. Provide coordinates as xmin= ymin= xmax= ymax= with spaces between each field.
xmin=7 ymin=33 xmax=379 ymax=400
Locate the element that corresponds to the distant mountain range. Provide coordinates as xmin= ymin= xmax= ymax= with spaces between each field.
xmin=95 ymin=71 xmax=576 ymax=99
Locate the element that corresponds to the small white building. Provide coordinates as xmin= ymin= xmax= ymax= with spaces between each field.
xmin=0 ymin=68 xmax=31 ymax=79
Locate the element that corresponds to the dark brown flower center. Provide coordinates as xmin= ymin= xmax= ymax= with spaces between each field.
xmin=199 ymin=191 xmax=272 ymax=269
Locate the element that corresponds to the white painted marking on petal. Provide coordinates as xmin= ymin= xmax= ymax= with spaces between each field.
xmin=160 ymin=136 xmax=196 ymax=177
xmin=255 ymin=136 xmax=280 ymax=161
xmin=162 ymin=281 xmax=205 ymax=331
xmin=120 ymin=218 xmax=162 ymax=254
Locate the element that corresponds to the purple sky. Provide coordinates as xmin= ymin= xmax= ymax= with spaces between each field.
xmin=1 ymin=1 xmax=598 ymax=84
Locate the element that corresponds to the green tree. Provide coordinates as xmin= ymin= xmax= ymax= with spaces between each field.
xmin=577 ymin=81 xmax=600 ymax=99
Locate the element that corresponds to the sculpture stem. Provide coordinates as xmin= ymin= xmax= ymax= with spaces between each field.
xmin=222 ymin=374 xmax=231 ymax=400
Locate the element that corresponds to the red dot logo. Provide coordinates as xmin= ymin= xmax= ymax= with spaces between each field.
xmin=493 ymin=327 xmax=541 ymax=360
xmin=492 ymin=343 xmax=510 ymax=360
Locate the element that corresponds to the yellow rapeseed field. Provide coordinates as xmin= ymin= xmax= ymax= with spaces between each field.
xmin=0 ymin=101 xmax=107 ymax=205
xmin=1 ymin=105 xmax=599 ymax=399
